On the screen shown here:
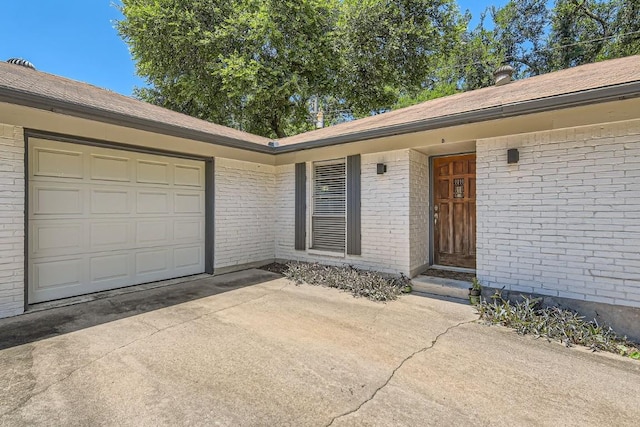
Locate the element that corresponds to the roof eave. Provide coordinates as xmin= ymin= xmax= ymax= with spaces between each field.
xmin=274 ymin=81 xmax=640 ymax=153
xmin=1 ymin=80 xmax=638 ymax=156
xmin=0 ymin=87 xmax=276 ymax=154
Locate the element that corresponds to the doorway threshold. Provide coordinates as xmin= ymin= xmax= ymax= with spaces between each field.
xmin=430 ymin=265 xmax=476 ymax=274
xmin=411 ymin=275 xmax=471 ymax=300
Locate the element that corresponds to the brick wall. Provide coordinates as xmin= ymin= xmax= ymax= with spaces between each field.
xmin=476 ymin=119 xmax=640 ymax=308
xmin=0 ymin=124 xmax=25 ymax=318
xmin=214 ymin=158 xmax=276 ymax=271
xmin=275 ymin=149 xmax=412 ymax=274
xmin=409 ymin=150 xmax=429 ymax=275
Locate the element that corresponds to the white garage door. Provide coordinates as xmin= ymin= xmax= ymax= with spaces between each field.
xmin=28 ymin=138 xmax=206 ymax=304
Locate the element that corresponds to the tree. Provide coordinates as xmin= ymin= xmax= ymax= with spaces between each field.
xmin=610 ymin=0 xmax=640 ymax=57
xmin=118 ymin=0 xmax=340 ymax=138
xmin=454 ymin=11 xmax=507 ymax=90
xmin=337 ymin=0 xmax=466 ymax=117
xmin=472 ymin=0 xmax=640 ymax=78
xmin=119 ymin=0 xmax=467 ymax=134
xmin=399 ymin=0 xmax=640 ymax=108
xmin=490 ymin=0 xmax=551 ymax=76
xmin=549 ymin=0 xmax=618 ymax=69
xmin=548 ymin=0 xmax=640 ymax=68
xmin=119 ymin=0 xmax=639 ymax=137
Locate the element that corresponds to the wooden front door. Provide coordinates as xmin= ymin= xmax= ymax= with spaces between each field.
xmin=433 ymin=154 xmax=476 ymax=269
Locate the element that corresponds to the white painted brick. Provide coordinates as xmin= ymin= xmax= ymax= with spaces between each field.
xmin=0 ymin=125 xmax=24 ymax=319
xmin=214 ymin=158 xmax=276 ymax=269
xmin=477 ymin=119 xmax=640 ymax=309
xmin=275 ymin=149 xmax=413 ymax=274
xmin=409 ymin=150 xmax=429 ymax=274
xmin=558 ymin=291 xmax=587 ymax=300
xmin=3 ymin=117 xmax=639 ymax=320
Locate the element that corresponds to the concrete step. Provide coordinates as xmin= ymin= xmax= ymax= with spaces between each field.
xmin=411 ymin=275 xmax=472 ymax=300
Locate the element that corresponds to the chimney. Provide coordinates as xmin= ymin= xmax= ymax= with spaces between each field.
xmin=7 ymin=58 xmax=36 ymax=70
xmin=493 ymin=65 xmax=514 ymax=86
xmin=316 ymin=110 xmax=324 ymax=129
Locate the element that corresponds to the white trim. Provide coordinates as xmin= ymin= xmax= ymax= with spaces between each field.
xmin=307 ymin=249 xmax=346 ymax=258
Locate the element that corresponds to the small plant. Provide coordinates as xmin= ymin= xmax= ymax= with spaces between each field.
xmin=478 ymin=291 xmax=640 ymax=359
xmin=283 ymin=262 xmax=409 ymax=302
xmin=468 ymin=278 xmax=482 ymax=305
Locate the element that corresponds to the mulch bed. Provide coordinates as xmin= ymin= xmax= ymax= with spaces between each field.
xmin=259 ymin=262 xmax=288 ymax=275
xmin=263 ymin=263 xmax=475 ymax=282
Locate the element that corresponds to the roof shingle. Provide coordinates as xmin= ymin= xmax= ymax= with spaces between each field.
xmin=0 ymin=55 xmax=638 ymax=150
xmin=0 ymin=61 xmax=272 ymax=146
xmin=277 ymin=55 xmax=640 ymax=146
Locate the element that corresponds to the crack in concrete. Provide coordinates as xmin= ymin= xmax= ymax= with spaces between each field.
xmin=0 ymin=334 xmax=148 ymax=420
xmin=0 ymin=282 xmax=290 ymax=419
xmin=0 ymin=345 xmax=37 ymax=419
xmin=325 ymin=318 xmax=477 ymax=427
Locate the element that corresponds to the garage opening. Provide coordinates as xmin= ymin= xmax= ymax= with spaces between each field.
xmin=27 ymin=137 xmax=207 ymax=304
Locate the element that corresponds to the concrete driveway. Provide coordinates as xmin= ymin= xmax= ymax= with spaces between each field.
xmin=0 ymin=270 xmax=638 ymax=426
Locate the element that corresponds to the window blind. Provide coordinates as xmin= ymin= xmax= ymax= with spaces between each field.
xmin=312 ymin=160 xmax=346 ymax=252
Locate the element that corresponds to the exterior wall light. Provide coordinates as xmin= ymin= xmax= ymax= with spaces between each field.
xmin=377 ymin=163 xmax=387 ymax=174
xmin=507 ymin=148 xmax=519 ymax=164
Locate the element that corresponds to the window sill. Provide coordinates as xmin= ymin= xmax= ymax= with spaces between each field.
xmin=307 ymin=249 xmax=346 ymax=258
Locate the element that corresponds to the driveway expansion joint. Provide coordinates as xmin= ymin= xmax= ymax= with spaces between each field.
xmin=325 ymin=317 xmax=477 ymax=427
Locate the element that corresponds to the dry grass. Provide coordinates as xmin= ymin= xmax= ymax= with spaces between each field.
xmin=478 ymin=292 xmax=640 ymax=359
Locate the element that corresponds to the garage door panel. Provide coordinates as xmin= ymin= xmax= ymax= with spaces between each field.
xmin=32 ymin=186 xmax=83 ymax=215
xmin=136 ymin=249 xmax=171 ymax=275
xmin=90 ymin=155 xmax=131 ymax=182
xmin=91 ymin=189 xmax=131 ymax=214
xmin=174 ymin=220 xmax=204 ymax=242
xmin=28 ymin=139 xmax=206 ymax=304
xmin=32 ymin=223 xmax=83 ymax=256
xmin=174 ymin=246 xmax=203 ymax=270
xmin=136 ymin=221 xmax=171 ymax=246
xmin=137 ymin=191 xmax=170 ymax=214
xmin=33 ymin=258 xmax=83 ymax=290
xmin=90 ymin=222 xmax=132 ymax=249
xmin=33 ymin=147 xmax=84 ymax=179
xmin=174 ymin=192 xmax=204 ymax=214
xmin=90 ymin=254 xmax=131 ymax=283
xmin=137 ymin=160 xmax=170 ymax=185
xmin=174 ymin=164 xmax=202 ymax=187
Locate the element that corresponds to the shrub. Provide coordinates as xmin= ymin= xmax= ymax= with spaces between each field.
xmin=283 ymin=262 xmax=409 ymax=302
xmin=478 ymin=292 xmax=640 ymax=358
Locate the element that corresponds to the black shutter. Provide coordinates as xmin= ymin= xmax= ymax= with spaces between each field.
xmin=205 ymin=158 xmax=215 ymax=274
xmin=295 ymin=163 xmax=306 ymax=250
xmin=347 ymin=155 xmax=361 ymax=255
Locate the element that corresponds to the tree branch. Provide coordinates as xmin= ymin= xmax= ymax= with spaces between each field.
xmin=571 ymin=0 xmax=609 ymax=39
xmin=511 ymin=56 xmax=540 ymax=75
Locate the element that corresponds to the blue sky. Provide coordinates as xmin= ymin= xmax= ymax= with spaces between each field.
xmin=1 ymin=1 xmax=508 ymax=96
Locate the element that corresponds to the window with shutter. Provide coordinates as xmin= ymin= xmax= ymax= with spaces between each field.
xmin=312 ymin=159 xmax=346 ymax=252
